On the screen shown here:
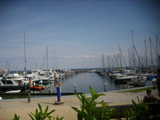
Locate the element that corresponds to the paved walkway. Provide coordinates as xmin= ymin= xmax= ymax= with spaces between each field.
xmin=0 ymin=88 xmax=159 ymax=120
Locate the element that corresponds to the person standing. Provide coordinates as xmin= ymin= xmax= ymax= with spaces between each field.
xmin=154 ymin=69 xmax=160 ymax=96
xmin=143 ymin=89 xmax=160 ymax=103
xmin=56 ymin=82 xmax=62 ymax=102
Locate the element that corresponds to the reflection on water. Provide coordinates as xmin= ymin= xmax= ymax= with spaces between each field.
xmin=39 ymin=72 xmax=145 ymax=94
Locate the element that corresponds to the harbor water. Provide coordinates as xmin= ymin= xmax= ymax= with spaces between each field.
xmin=40 ymin=72 xmax=153 ymax=94
xmin=1 ymin=72 xmax=153 ymax=99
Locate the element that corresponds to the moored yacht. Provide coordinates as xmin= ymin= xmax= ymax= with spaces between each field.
xmin=0 ymin=70 xmax=30 ymax=93
xmin=0 ymin=77 xmax=30 ymax=93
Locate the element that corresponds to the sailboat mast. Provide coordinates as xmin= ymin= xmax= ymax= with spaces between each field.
xmin=24 ymin=31 xmax=27 ymax=74
xmin=102 ymin=54 xmax=105 ymax=69
xmin=131 ymin=30 xmax=136 ymax=69
xmin=119 ymin=46 xmax=127 ymax=68
xmin=128 ymin=48 xmax=131 ymax=67
xmin=155 ymin=35 xmax=159 ymax=68
xmin=46 ymin=46 xmax=48 ymax=70
xmin=144 ymin=40 xmax=148 ymax=69
xmin=131 ymin=30 xmax=135 ymax=47
xmin=149 ymin=37 xmax=153 ymax=67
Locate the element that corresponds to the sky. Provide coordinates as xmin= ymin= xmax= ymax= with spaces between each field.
xmin=0 ymin=0 xmax=160 ymax=70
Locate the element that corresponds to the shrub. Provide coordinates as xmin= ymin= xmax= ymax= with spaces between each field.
xmin=28 ymin=103 xmax=63 ymax=120
xmin=124 ymin=97 xmax=150 ymax=120
xmin=72 ymin=86 xmax=113 ymax=120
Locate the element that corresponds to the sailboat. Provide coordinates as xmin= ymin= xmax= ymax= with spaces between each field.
xmin=0 ymin=32 xmax=30 ymax=93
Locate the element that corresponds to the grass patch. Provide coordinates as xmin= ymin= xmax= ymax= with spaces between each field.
xmin=118 ymin=86 xmax=155 ymax=93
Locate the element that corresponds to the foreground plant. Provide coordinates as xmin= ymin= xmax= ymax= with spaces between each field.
xmin=13 ymin=104 xmax=63 ymax=120
xmin=13 ymin=114 xmax=20 ymax=120
xmin=72 ymin=86 xmax=113 ymax=120
xmin=53 ymin=116 xmax=64 ymax=120
xmin=124 ymin=97 xmax=150 ymax=120
xmin=28 ymin=103 xmax=63 ymax=120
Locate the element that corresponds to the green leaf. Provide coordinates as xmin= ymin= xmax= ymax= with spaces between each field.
xmin=28 ymin=113 xmax=35 ymax=120
xmin=13 ymin=114 xmax=20 ymax=120
xmin=46 ymin=110 xmax=55 ymax=117
xmin=72 ymin=107 xmax=81 ymax=114
xmin=43 ymin=105 xmax=49 ymax=117
xmin=38 ymin=103 xmax=43 ymax=113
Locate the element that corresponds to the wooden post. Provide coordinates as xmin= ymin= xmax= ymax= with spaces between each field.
xmin=28 ymin=92 xmax=31 ymax=103
xmin=104 ymin=82 xmax=107 ymax=91
xmin=74 ymin=83 xmax=76 ymax=93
